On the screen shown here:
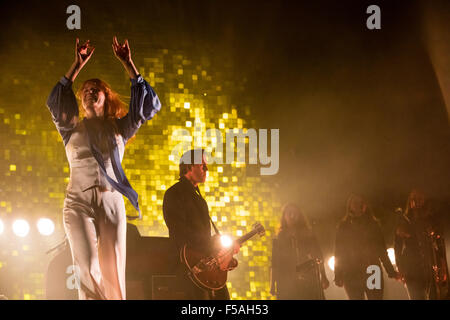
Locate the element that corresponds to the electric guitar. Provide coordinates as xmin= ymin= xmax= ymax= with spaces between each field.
xmin=180 ymin=222 xmax=265 ymax=291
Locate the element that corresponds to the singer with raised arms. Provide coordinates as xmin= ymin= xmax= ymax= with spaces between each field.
xmin=46 ymin=37 xmax=161 ymax=299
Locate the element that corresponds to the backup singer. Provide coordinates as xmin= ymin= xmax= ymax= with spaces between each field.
xmin=271 ymin=203 xmax=329 ymax=299
xmin=394 ymin=190 xmax=449 ymax=299
xmin=334 ymin=194 xmax=401 ymax=299
xmin=46 ymin=37 xmax=161 ymax=299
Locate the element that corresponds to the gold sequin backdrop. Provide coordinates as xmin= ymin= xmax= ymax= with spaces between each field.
xmin=0 ymin=47 xmax=281 ymax=299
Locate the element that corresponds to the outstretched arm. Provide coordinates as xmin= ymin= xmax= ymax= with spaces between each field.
xmin=65 ymin=38 xmax=95 ymax=82
xmin=112 ymin=36 xmax=139 ymax=79
xmin=113 ymin=37 xmax=161 ymax=142
xmin=47 ymin=39 xmax=93 ymax=145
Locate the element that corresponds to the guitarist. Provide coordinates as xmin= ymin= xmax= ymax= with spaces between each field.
xmin=163 ymin=149 xmax=239 ymax=300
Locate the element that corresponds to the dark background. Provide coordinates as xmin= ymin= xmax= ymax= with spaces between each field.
xmin=1 ymin=0 xmax=449 ymax=212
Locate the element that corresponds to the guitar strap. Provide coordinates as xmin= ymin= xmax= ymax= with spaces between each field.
xmin=194 ymin=185 xmax=220 ymax=236
xmin=209 ymin=215 xmax=221 ymax=236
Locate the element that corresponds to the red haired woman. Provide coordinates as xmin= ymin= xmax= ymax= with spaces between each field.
xmin=46 ymin=37 xmax=161 ymax=299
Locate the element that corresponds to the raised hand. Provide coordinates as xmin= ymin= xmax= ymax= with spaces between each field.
xmin=65 ymin=38 xmax=95 ymax=82
xmin=112 ymin=36 xmax=131 ymax=64
xmin=112 ymin=36 xmax=138 ymax=79
xmin=75 ymin=38 xmax=95 ymax=68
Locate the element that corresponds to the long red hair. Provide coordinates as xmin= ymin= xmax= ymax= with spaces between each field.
xmin=76 ymin=78 xmax=127 ymax=120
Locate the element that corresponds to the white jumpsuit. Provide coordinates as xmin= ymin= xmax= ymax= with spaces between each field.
xmin=47 ymin=75 xmax=161 ymax=299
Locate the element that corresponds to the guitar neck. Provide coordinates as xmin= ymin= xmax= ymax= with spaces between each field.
xmin=236 ymin=229 xmax=260 ymax=246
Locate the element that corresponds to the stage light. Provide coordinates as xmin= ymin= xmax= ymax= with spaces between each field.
xmin=328 ymin=256 xmax=335 ymax=271
xmin=387 ymin=248 xmax=396 ymax=265
xmin=12 ymin=219 xmax=30 ymax=237
xmin=0 ymin=219 xmax=4 ymax=235
xmin=37 ymin=218 xmax=55 ymax=236
xmin=220 ymin=235 xmax=233 ymax=248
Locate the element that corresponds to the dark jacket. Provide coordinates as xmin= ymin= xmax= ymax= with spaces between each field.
xmin=394 ymin=209 xmax=449 ymax=299
xmin=163 ymin=177 xmax=230 ymax=300
xmin=163 ymin=176 xmax=213 ymax=254
xmin=272 ymin=228 xmax=325 ymax=299
xmin=334 ymin=215 xmax=395 ymax=283
xmin=394 ymin=214 xmax=432 ymax=281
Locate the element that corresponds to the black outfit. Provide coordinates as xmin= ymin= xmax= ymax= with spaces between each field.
xmin=334 ymin=215 xmax=396 ymax=300
xmin=272 ymin=228 xmax=326 ymax=299
xmin=163 ymin=176 xmax=230 ymax=300
xmin=394 ymin=210 xmax=449 ymax=300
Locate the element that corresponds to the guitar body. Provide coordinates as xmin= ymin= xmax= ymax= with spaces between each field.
xmin=180 ymin=223 xmax=265 ymax=291
xmin=180 ymin=242 xmax=228 ymax=291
